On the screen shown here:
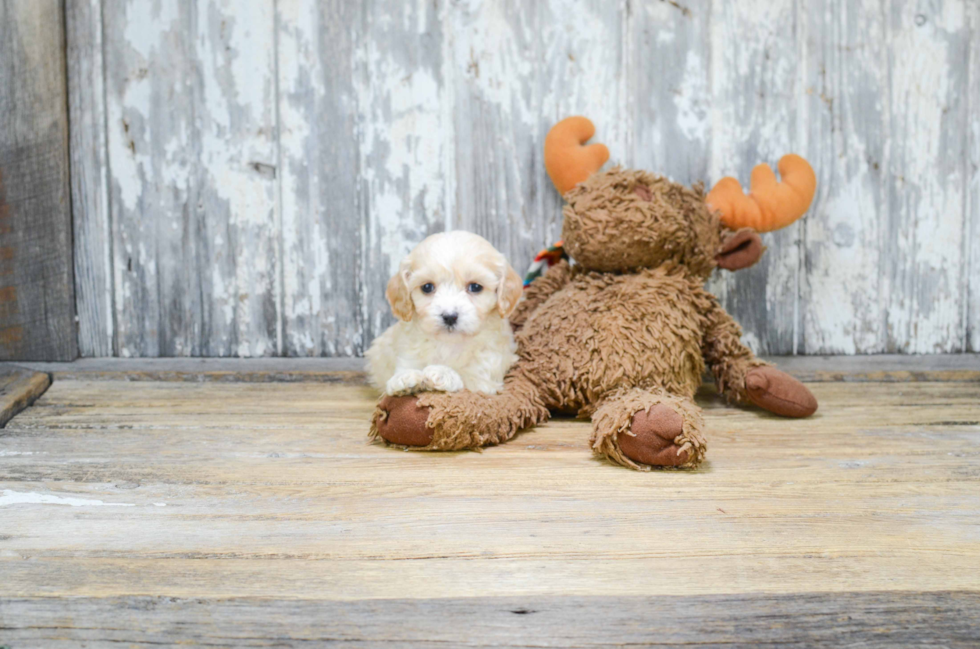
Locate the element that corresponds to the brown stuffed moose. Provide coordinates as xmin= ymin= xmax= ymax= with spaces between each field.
xmin=371 ymin=116 xmax=818 ymax=470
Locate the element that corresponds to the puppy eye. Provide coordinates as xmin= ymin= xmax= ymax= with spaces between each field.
xmin=467 ymin=283 xmax=483 ymax=294
xmin=420 ymin=283 xmax=435 ymax=294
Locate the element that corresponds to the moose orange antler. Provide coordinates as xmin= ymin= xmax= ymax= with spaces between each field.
xmin=706 ymin=155 xmax=817 ymax=232
xmin=545 ymin=116 xmax=610 ymax=195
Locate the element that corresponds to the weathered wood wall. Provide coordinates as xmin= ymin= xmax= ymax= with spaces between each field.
xmin=66 ymin=0 xmax=979 ymax=357
xmin=0 ymin=0 xmax=76 ymax=361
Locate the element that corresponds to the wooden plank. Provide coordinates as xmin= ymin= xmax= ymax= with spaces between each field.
xmin=277 ymin=0 xmax=363 ymax=357
xmin=631 ymin=0 xmax=709 ymax=183
xmin=450 ymin=0 xmax=628 ymax=271
xmin=881 ymin=0 xmax=970 ymax=353
xmin=0 ymin=366 xmax=50 ymax=428
xmin=800 ymin=0 xmax=886 ymax=354
xmin=763 ymin=352 xmax=980 ymax=382
xmin=10 ymin=354 xmax=980 ymax=383
xmin=66 ymin=0 xmax=114 ymax=357
xmin=102 ymin=0 xmax=280 ymax=357
xmin=355 ymin=0 xmax=450 ymax=347
xmin=0 ymin=0 xmax=77 ymax=361
xmin=540 ymin=0 xmax=630 ymax=259
xmin=968 ymin=1 xmax=979 ymax=353
xmin=1 ymin=592 xmax=978 ymax=648
xmin=707 ymin=0 xmax=802 ymax=356
xmin=1 ymin=380 xmax=978 ymax=603
xmin=11 ymin=357 xmax=368 ymax=384
xmin=64 ymin=0 xmax=980 ymax=359
xmin=448 ymin=0 xmax=537 ymax=265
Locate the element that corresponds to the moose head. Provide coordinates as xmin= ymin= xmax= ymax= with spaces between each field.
xmin=543 ymin=116 xmax=816 ymax=279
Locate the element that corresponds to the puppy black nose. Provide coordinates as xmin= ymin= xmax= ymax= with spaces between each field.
xmin=441 ymin=312 xmax=458 ymax=327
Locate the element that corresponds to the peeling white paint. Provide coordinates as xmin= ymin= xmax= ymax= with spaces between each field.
xmin=674 ymin=50 xmax=709 ymax=145
xmin=355 ymin=0 xmax=450 ymax=343
xmin=806 ymin=176 xmax=882 ymax=354
xmin=75 ymin=0 xmax=977 ymax=358
xmin=885 ymin=3 xmax=964 ymax=353
xmin=0 ymin=490 xmax=136 ymax=508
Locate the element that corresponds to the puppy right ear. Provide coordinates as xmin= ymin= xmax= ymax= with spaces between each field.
xmin=386 ymin=270 xmax=414 ymax=322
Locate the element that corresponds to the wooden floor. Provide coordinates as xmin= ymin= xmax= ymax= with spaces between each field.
xmin=1 ymin=367 xmax=979 ymax=646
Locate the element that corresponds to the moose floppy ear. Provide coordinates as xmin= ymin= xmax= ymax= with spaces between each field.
xmin=716 ymin=228 xmax=766 ymax=271
xmin=497 ymin=264 xmax=524 ymax=317
xmin=386 ymin=268 xmax=414 ymax=322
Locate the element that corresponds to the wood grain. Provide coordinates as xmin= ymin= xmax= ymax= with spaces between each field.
xmin=65 ymin=0 xmax=978 ymax=357
xmin=801 ymin=0 xmax=885 ymax=354
xmin=0 ymin=366 xmax=50 ymax=428
xmin=631 ymin=0 xmax=708 ymax=182
xmin=13 ymin=357 xmax=370 ymax=384
xmin=11 ymin=354 xmax=980 ymax=383
xmin=451 ymin=0 xmax=630 ymax=276
xmin=882 ymin=0 xmax=970 ymax=353
xmin=277 ymin=0 xmax=363 ymax=357
xmin=355 ymin=0 xmax=451 ymax=349
xmin=1 ymin=592 xmax=978 ymax=647
xmin=2 ymin=377 xmax=979 ymax=644
xmin=101 ymin=0 xmax=280 ymax=357
xmin=0 ymin=0 xmax=77 ymax=361
xmin=968 ymin=0 xmax=979 ymax=353
xmin=706 ymin=0 xmax=802 ymax=356
xmin=1 ymin=380 xmax=978 ymax=603
xmin=66 ymin=0 xmax=114 ymax=357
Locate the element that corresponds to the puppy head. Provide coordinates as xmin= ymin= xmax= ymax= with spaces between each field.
xmin=386 ymin=231 xmax=522 ymax=336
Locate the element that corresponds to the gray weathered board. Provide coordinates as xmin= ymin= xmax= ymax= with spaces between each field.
xmin=2 ymin=592 xmax=978 ymax=648
xmin=0 ymin=0 xmax=76 ymax=361
xmin=65 ymin=0 xmax=980 ymax=358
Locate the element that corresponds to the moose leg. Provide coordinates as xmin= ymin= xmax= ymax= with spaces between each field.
xmin=590 ymin=388 xmax=706 ymax=470
xmin=703 ymin=300 xmax=817 ymax=417
xmin=371 ymin=374 xmax=549 ymax=451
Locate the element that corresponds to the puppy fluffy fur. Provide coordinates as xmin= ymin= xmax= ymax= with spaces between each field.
xmin=366 ymin=231 xmax=523 ymax=396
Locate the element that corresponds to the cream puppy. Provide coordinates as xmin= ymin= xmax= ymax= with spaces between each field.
xmin=366 ymin=231 xmax=522 ymax=396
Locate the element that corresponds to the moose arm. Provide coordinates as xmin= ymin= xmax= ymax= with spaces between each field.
xmin=701 ymin=298 xmax=818 ymax=417
xmin=701 ymin=299 xmax=767 ymax=404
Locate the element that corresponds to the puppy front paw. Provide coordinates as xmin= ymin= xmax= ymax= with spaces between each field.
xmin=386 ymin=370 xmax=426 ymax=395
xmin=422 ymin=365 xmax=464 ymax=392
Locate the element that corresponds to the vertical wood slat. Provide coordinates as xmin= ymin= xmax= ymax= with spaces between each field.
xmin=451 ymin=0 xmax=628 ymax=280
xmin=881 ymin=0 xmax=970 ymax=353
xmin=277 ymin=0 xmax=362 ymax=356
xmin=279 ymin=0 xmax=452 ymax=355
xmin=706 ymin=0 xmax=802 ymax=356
xmin=0 ymin=0 xmax=77 ymax=361
xmin=630 ymin=0 xmax=709 ymax=183
xmin=101 ymin=0 xmax=280 ymax=357
xmin=541 ymin=0 xmax=631 ymax=253
xmin=67 ymin=0 xmax=114 ymax=357
xmin=449 ymin=0 xmax=540 ymax=266
xmin=800 ymin=0 xmax=887 ymax=354
xmin=966 ymin=0 xmax=979 ymax=353
xmin=355 ymin=0 xmax=451 ymax=348
xmin=67 ymin=0 xmax=977 ymax=357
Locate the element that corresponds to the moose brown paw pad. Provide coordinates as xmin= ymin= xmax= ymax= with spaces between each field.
xmin=620 ymin=404 xmax=690 ymax=467
xmin=745 ymin=366 xmax=818 ymax=418
xmin=375 ymin=395 xmax=434 ymax=447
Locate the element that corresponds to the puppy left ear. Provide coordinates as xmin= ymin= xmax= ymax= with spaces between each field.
xmin=497 ymin=264 xmax=523 ymax=317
